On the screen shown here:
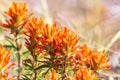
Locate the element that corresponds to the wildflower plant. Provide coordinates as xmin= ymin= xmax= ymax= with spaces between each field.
xmin=1 ymin=2 xmax=31 ymax=80
xmin=0 ymin=2 xmax=111 ymax=80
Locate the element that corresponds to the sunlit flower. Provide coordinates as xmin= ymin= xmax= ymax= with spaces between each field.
xmin=24 ymin=18 xmax=44 ymax=53
xmin=37 ymin=24 xmax=61 ymax=56
xmin=0 ymin=46 xmax=14 ymax=80
xmin=25 ymin=17 xmax=78 ymax=57
xmin=92 ymin=50 xmax=111 ymax=70
xmin=76 ymin=67 xmax=99 ymax=80
xmin=5 ymin=2 xmax=28 ymax=20
xmin=45 ymin=69 xmax=59 ymax=80
xmin=61 ymin=27 xmax=78 ymax=54
xmin=48 ymin=27 xmax=78 ymax=56
xmin=63 ymin=28 xmax=78 ymax=48
xmin=0 ymin=46 xmax=11 ymax=68
xmin=25 ymin=18 xmax=44 ymax=36
xmin=71 ymin=45 xmax=93 ymax=70
xmin=77 ymin=45 xmax=93 ymax=68
xmin=73 ymin=45 xmax=111 ymax=71
xmin=51 ymin=69 xmax=59 ymax=80
xmin=1 ymin=2 xmax=31 ymax=33
xmin=0 ymin=72 xmax=14 ymax=80
xmin=25 ymin=18 xmax=60 ymax=55
xmin=39 ymin=24 xmax=59 ymax=45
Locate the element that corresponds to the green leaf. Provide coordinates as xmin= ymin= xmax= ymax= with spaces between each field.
xmin=6 ymin=39 xmax=16 ymax=49
xmin=37 ymin=68 xmax=51 ymax=79
xmin=35 ymin=65 xmax=50 ymax=71
xmin=25 ymin=63 xmax=34 ymax=70
xmin=22 ymin=75 xmax=31 ymax=80
xmin=3 ymin=45 xmax=14 ymax=49
xmin=0 ymin=27 xmax=3 ymax=34
xmin=22 ymin=50 xmax=29 ymax=55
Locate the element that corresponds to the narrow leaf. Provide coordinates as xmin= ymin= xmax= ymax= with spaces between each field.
xmin=35 ymin=65 xmax=50 ymax=71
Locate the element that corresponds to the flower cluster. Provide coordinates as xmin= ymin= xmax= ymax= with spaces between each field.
xmin=0 ymin=2 xmax=111 ymax=80
xmin=76 ymin=67 xmax=98 ymax=80
xmin=25 ymin=17 xmax=111 ymax=79
xmin=1 ymin=2 xmax=31 ymax=34
xmin=25 ymin=18 xmax=78 ymax=57
xmin=72 ymin=45 xmax=111 ymax=71
xmin=24 ymin=18 xmax=44 ymax=53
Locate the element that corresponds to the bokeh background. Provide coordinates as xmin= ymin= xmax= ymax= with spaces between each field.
xmin=0 ymin=0 xmax=120 ymax=79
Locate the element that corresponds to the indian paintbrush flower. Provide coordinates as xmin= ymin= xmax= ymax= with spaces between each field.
xmin=1 ymin=2 xmax=31 ymax=34
xmin=0 ymin=46 xmax=15 ymax=80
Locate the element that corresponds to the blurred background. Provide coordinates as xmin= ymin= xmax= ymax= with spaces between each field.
xmin=0 ymin=0 xmax=120 ymax=79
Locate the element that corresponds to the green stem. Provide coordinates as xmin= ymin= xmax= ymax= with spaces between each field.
xmin=62 ymin=55 xmax=67 ymax=80
xmin=33 ymin=54 xmax=37 ymax=80
xmin=15 ymin=33 xmax=21 ymax=80
xmin=29 ymin=41 xmax=37 ymax=80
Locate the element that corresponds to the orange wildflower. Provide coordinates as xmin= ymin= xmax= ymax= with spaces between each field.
xmin=45 ymin=69 xmax=59 ymax=80
xmin=76 ymin=67 xmax=99 ymax=80
xmin=50 ymin=27 xmax=78 ymax=55
xmin=24 ymin=18 xmax=45 ymax=53
xmin=25 ymin=17 xmax=78 ymax=56
xmin=25 ymin=18 xmax=44 ymax=36
xmin=1 ymin=2 xmax=31 ymax=33
xmin=0 ymin=46 xmax=15 ymax=80
xmin=0 ymin=72 xmax=14 ymax=80
xmin=73 ymin=45 xmax=111 ymax=71
xmin=5 ymin=2 xmax=28 ymax=20
xmin=73 ymin=45 xmax=93 ymax=69
xmin=51 ymin=69 xmax=59 ymax=80
xmin=41 ymin=26 xmax=78 ymax=56
xmin=62 ymin=27 xmax=78 ymax=53
xmin=0 ymin=46 xmax=11 ymax=68
xmin=36 ymin=24 xmax=61 ymax=56
xmin=92 ymin=50 xmax=111 ymax=70
xmin=39 ymin=24 xmax=59 ymax=45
